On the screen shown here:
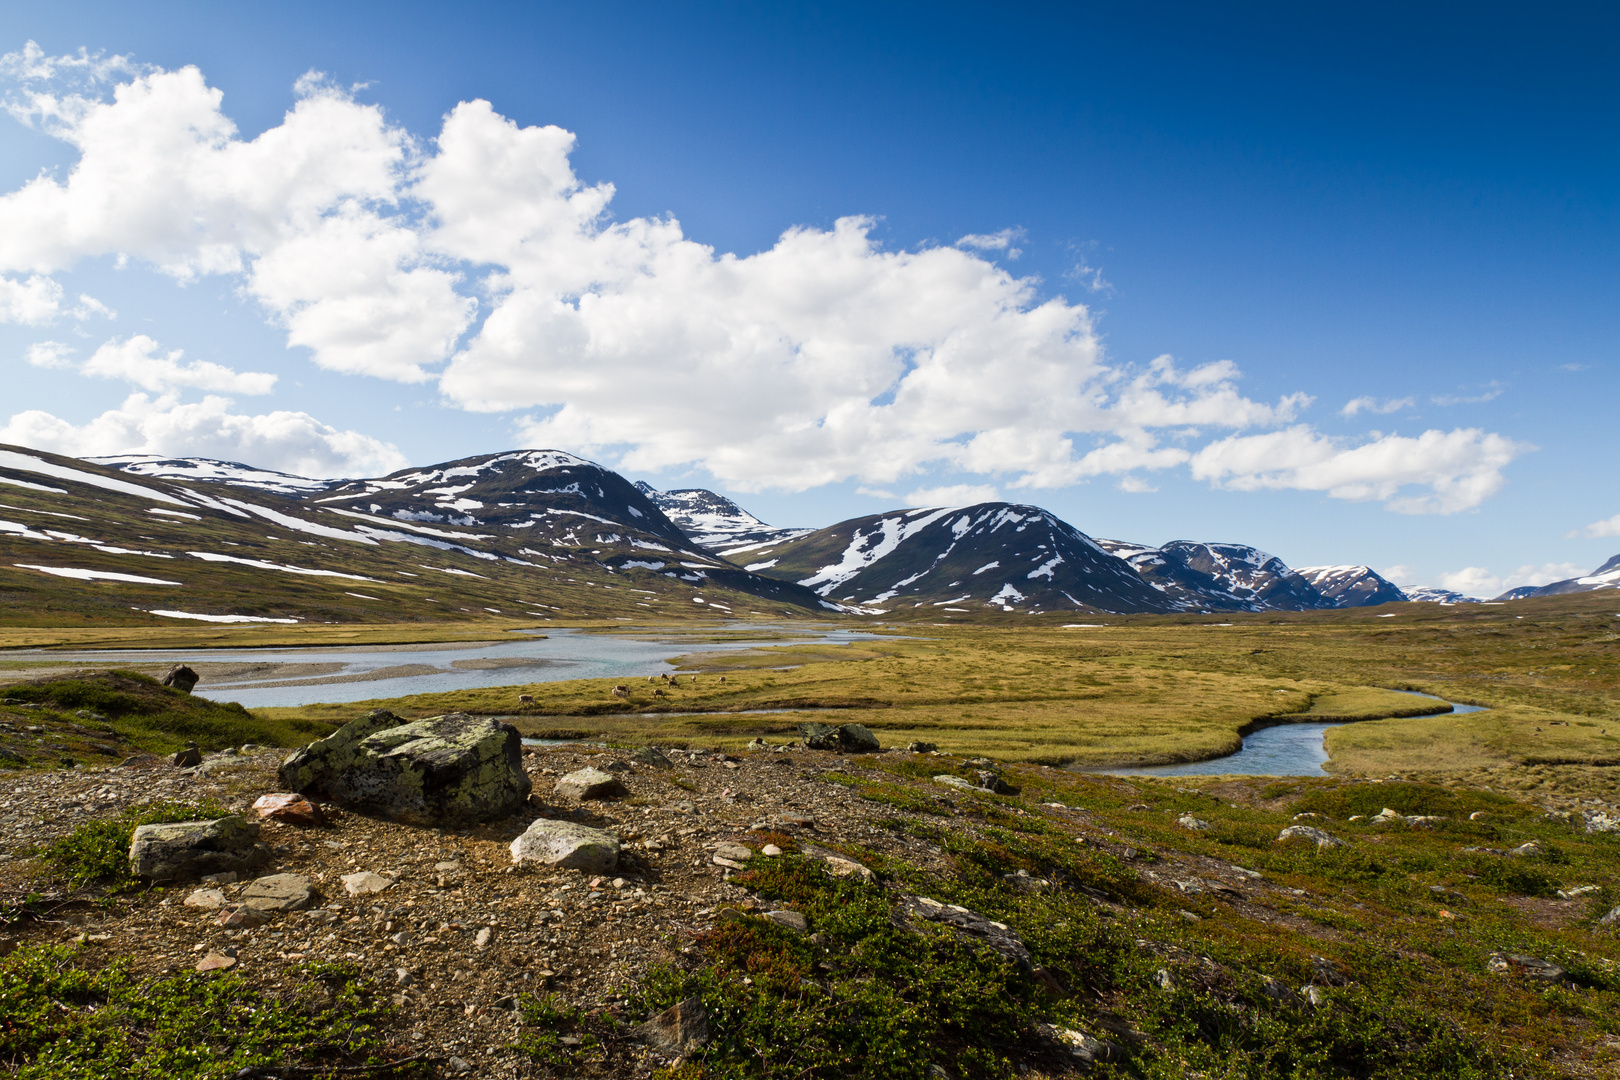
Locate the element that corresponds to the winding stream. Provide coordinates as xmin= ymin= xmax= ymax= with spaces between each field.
xmin=1099 ymin=692 xmax=1487 ymax=778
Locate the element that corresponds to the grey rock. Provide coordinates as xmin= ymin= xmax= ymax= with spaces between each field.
xmin=905 ymin=741 xmax=938 ymax=753
xmin=797 ymin=722 xmax=880 ymax=753
xmin=823 ymin=855 xmax=875 ymax=883
xmin=161 ymin=664 xmax=199 ymax=693
xmin=240 ymin=873 xmax=314 ymax=912
xmin=510 ymin=819 xmax=620 ymax=874
xmin=1486 ymin=952 xmax=1569 ymax=984
xmin=933 ymin=774 xmax=976 ymax=791
xmin=1177 ymin=814 xmax=1211 ymax=831
xmin=764 ymin=909 xmax=808 ymax=932
xmin=904 ymin=895 xmax=1030 ymax=968
xmin=632 ymin=996 xmax=710 ymax=1053
xmin=171 ymin=743 xmax=202 ymax=768
xmin=1153 ymin=967 xmax=1174 ymax=991
xmin=554 ymin=766 xmax=627 ymax=801
xmin=341 ymin=871 xmax=394 ymax=895
xmin=1599 ymin=904 xmax=1620 ymax=927
xmin=278 ymin=710 xmax=531 ymax=826
xmin=1277 ymin=825 xmax=1346 ymax=849
xmin=1310 ymin=955 xmax=1348 ymax=986
xmin=1510 ymin=842 xmax=1542 ymax=857
xmin=182 ymin=887 xmax=228 ymax=909
xmin=1039 ymin=1024 xmax=1121 ymax=1065
xmin=972 ymin=769 xmax=1016 ymax=795
xmin=631 ymin=746 xmax=674 ymax=769
xmin=128 ymin=816 xmax=266 ymax=881
xmin=1261 ymin=975 xmax=1298 ymax=1004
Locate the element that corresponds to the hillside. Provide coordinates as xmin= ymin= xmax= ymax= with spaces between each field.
xmin=732 ymin=503 xmax=1174 ymax=614
xmin=0 ymin=445 xmax=823 ymax=627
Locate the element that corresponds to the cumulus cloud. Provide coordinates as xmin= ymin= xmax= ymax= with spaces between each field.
xmin=81 ymin=335 xmax=276 ymax=394
xmin=0 ymin=46 xmax=1533 ymax=512
xmin=0 ymin=274 xmax=62 ymax=323
xmin=1569 ymin=513 xmax=1620 ymax=539
xmin=1341 ymin=395 xmax=1413 ymax=417
xmin=1189 ymin=426 xmax=1530 ymax=514
xmin=1435 ymin=562 xmax=1586 ymax=599
xmin=0 ymin=393 xmax=406 ymax=477
xmin=905 ymin=483 xmax=1002 ymax=507
xmin=24 ymin=340 xmax=73 ymax=368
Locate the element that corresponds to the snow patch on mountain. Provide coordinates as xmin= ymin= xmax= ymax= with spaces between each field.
xmin=89 ymin=455 xmax=336 ymax=496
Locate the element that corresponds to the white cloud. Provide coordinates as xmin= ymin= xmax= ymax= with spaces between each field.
xmin=1341 ymin=395 xmax=1413 ymax=417
xmin=956 ymin=228 xmax=1024 ymax=258
xmin=0 ymin=274 xmax=62 ymax=323
xmin=1435 ymin=562 xmax=1586 ymax=599
xmin=1118 ymin=475 xmax=1157 ymax=493
xmin=24 ymin=341 xmax=73 ymax=368
xmin=0 ymin=392 xmax=406 ymax=478
xmin=1379 ymin=564 xmax=1419 ymax=586
xmin=905 ymin=483 xmax=1002 ymax=506
xmin=1189 ymin=425 xmax=1530 ymax=514
xmin=1568 ymin=513 xmax=1620 ymax=539
xmin=1431 ymin=383 xmax=1504 ymax=407
xmin=0 ymin=49 xmax=1534 ymax=511
xmin=82 ymin=335 xmax=276 ymax=394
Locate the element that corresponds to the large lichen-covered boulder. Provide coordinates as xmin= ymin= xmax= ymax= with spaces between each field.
xmin=129 ymin=816 xmax=267 ymax=881
xmin=278 ymin=710 xmax=532 ymax=826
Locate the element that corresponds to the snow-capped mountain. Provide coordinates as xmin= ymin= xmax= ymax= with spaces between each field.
xmin=736 ymin=503 xmax=1175 ymax=613
xmin=85 ymin=455 xmax=337 ymax=497
xmin=1094 ymin=539 xmax=1330 ymax=611
xmin=1493 ymin=554 xmax=1620 ymax=600
xmin=1401 ymin=587 xmax=1482 ymax=604
xmin=1294 ymin=565 xmax=1408 ymax=607
xmin=633 ymin=483 xmax=812 ymax=551
xmin=62 ymin=446 xmax=822 ymax=615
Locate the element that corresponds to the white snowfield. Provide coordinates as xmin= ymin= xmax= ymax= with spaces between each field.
xmin=146 ymin=609 xmax=300 ymax=623
xmin=0 ymin=450 xmax=189 ymax=506
xmin=87 ymin=455 xmax=334 ymax=496
xmin=15 ymin=564 xmax=182 ymax=585
xmin=188 ymin=551 xmax=380 ymax=582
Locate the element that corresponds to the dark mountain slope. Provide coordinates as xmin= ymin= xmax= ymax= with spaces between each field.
xmin=738 ymin=503 xmax=1175 ymax=613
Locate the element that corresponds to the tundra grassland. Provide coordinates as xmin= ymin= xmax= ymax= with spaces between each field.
xmin=254 ymin=591 xmax=1620 ymax=799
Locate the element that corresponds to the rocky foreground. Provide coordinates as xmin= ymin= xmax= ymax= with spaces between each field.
xmin=2 ymin=714 xmax=1619 ymax=1079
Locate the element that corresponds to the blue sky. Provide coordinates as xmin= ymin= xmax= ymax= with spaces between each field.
xmin=0 ymin=1 xmax=1615 ymax=596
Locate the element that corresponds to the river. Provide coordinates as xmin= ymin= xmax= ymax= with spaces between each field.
xmin=1097 ymin=692 xmax=1487 ymax=778
xmin=10 ymin=626 xmax=888 ymax=709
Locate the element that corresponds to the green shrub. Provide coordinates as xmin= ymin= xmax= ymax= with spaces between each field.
xmin=0 ymin=945 xmax=400 ymax=1079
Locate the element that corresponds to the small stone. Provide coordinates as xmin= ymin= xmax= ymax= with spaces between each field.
xmin=632 ymin=995 xmax=711 ymax=1053
xmin=761 ymin=844 xmax=783 ymax=857
xmin=713 ymin=842 xmax=753 ymax=862
xmin=764 ymin=909 xmax=808 ymax=932
xmin=240 ymin=873 xmax=315 ymax=913
xmin=554 ymin=766 xmax=628 ymax=800
xmin=1486 ymin=952 xmax=1568 ymax=984
xmin=1153 ymin=967 xmax=1174 ymax=990
xmin=162 ymin=665 xmax=200 ymax=694
xmin=171 ymin=743 xmax=203 ymax=768
xmin=395 ymin=967 xmax=415 ymax=985
xmin=1276 ymin=825 xmax=1346 ymax=849
xmin=341 ymin=871 xmax=395 ymax=896
xmin=195 ymin=950 xmax=236 ymax=972
xmin=630 ymin=746 xmax=674 ymax=769
xmin=1510 ymin=842 xmax=1542 ymax=857
xmin=434 ymin=861 xmax=462 ymax=873
xmin=823 ymin=856 xmax=875 ymax=883
xmin=183 ymin=888 xmax=228 ymax=909
xmin=389 ymin=931 xmax=412 ymax=947
xmin=216 ymin=906 xmax=272 ymax=928
xmin=251 ymin=793 xmax=326 ymax=827
xmin=1600 ymin=905 xmax=1620 ymax=927
xmin=1177 ymin=814 xmax=1211 ymax=831
xmin=1304 ymin=985 xmax=1327 ymax=1007
xmin=447 ymin=1057 xmax=472 ymax=1075
xmin=475 ymin=927 xmax=492 ymax=948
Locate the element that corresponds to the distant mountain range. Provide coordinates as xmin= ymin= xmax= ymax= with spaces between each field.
xmin=1493 ymin=555 xmax=1620 ymax=601
xmin=4 ymin=443 xmax=1609 ymax=621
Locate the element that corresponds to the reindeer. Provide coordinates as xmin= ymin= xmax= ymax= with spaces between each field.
xmin=653 ymin=688 xmax=665 ymax=698
xmin=611 ymin=686 xmax=629 ymax=698
xmin=719 ymin=675 xmax=726 ymax=684
xmin=517 ymin=694 xmax=535 ymax=705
